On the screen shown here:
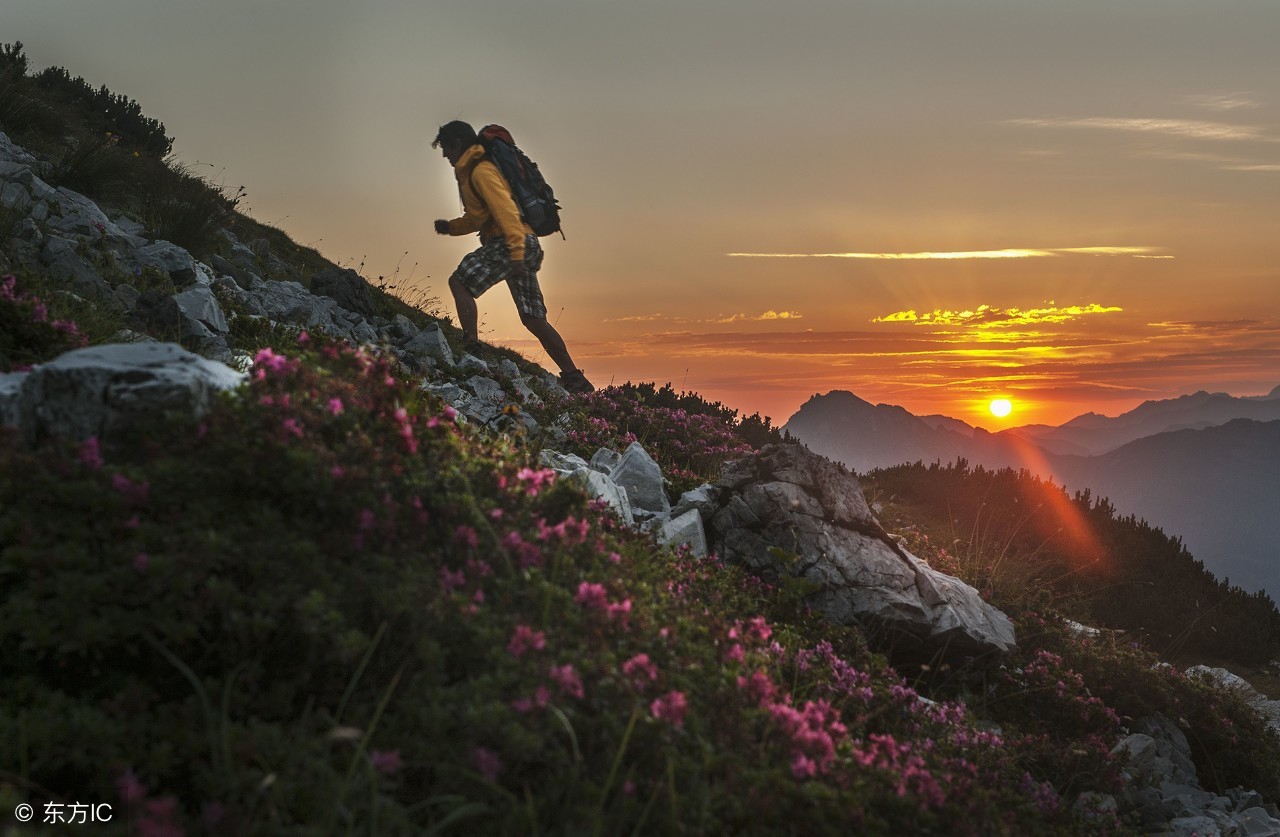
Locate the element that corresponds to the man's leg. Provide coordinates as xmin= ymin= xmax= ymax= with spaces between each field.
xmin=520 ymin=313 xmax=576 ymax=373
xmin=449 ymin=274 xmax=479 ymax=341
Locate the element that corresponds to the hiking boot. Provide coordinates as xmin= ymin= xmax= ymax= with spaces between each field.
xmin=559 ymin=368 xmax=595 ymax=394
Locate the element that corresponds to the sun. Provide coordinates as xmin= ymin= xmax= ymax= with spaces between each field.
xmin=989 ymin=398 xmax=1013 ymax=418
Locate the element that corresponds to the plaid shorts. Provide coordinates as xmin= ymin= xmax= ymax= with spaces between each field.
xmin=452 ymin=235 xmax=547 ymax=320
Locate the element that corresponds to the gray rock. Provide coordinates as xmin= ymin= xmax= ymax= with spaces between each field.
xmin=210 ymin=254 xmax=257 ymax=290
xmin=456 ymin=353 xmax=490 ymax=374
xmin=510 ymin=377 xmax=542 ymax=405
xmin=310 ymin=267 xmax=378 ymax=318
xmin=497 ymin=359 xmax=522 ymax=379
xmin=466 ymin=376 xmax=505 ymax=403
xmin=609 ymin=442 xmax=671 ymax=518
xmin=12 ymin=342 xmax=244 ymax=446
xmin=389 ymin=314 xmax=420 ymax=341
xmin=590 ymin=447 xmax=621 ymax=474
xmin=40 ymin=235 xmax=102 ymax=287
xmin=563 ymin=467 xmax=633 ymax=525
xmin=708 ymin=444 xmax=1015 ymax=663
xmin=673 ymin=483 xmax=720 ymax=519
xmin=1166 ymin=815 xmax=1223 ymax=837
xmin=421 ymin=381 xmax=466 ymax=405
xmin=1238 ymin=807 xmax=1280 ymax=836
xmin=540 ymin=449 xmax=591 ymax=473
xmin=657 ymin=509 xmax=708 ymax=558
xmin=0 ymin=372 xmax=25 ymax=428
xmin=402 ymin=323 xmax=454 ymax=367
xmin=173 ymin=285 xmax=230 ymax=335
xmin=132 ymin=241 xmax=197 ymax=279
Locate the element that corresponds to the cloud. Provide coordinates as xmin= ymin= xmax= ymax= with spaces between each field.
xmin=1183 ymin=92 xmax=1260 ymax=112
xmin=873 ymin=303 xmax=1124 ymax=328
xmin=603 ymin=313 xmax=667 ymax=322
xmin=726 ymin=246 xmax=1161 ymax=260
xmin=703 ymin=310 xmax=804 ymax=324
xmin=1010 ymin=116 xmax=1269 ymax=142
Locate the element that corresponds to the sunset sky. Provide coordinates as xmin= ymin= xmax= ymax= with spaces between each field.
xmin=11 ymin=0 xmax=1280 ymax=429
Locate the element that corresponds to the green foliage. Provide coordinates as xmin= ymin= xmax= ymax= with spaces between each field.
xmin=0 ymin=342 xmax=1137 ymax=835
xmin=990 ymin=612 xmax=1280 ymax=801
xmin=32 ymin=62 xmax=172 ymax=157
xmin=867 ymin=461 xmax=1280 ymax=667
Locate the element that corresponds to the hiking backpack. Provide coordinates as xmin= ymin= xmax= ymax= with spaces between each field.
xmin=478 ymin=124 xmax=563 ymax=238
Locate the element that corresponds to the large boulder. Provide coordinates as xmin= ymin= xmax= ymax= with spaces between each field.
xmin=706 ymin=444 xmax=1015 ymax=664
xmin=6 ymin=342 xmax=245 ymax=446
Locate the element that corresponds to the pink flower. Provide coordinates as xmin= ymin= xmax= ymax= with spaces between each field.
xmin=650 ymin=691 xmax=688 ymax=728
xmin=507 ymin=625 xmax=547 ymax=658
xmin=791 ymin=753 xmax=818 ymax=779
xmin=370 ymin=749 xmax=403 ymax=775
xmin=574 ymin=581 xmax=608 ymax=611
xmin=737 ymin=671 xmax=777 ymax=705
xmin=439 ymin=566 xmax=466 ymax=592
xmin=253 ymin=347 xmax=292 ymax=377
xmin=133 ymin=552 xmax=149 ymax=573
xmin=328 ymin=397 xmax=344 ymax=416
xmin=282 ymin=417 xmax=304 ymax=438
xmin=297 ymin=331 xmax=310 ymax=345
xmin=621 ymin=653 xmax=658 ymax=688
xmin=453 ymin=525 xmax=479 ymax=549
xmin=78 ymin=436 xmax=103 ymax=469
xmin=470 ymin=747 xmax=503 ymax=782
xmin=515 ymin=467 xmax=556 ymax=496
xmin=550 ymin=663 xmax=585 ymax=699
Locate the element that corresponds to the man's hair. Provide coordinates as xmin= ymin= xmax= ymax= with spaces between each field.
xmin=432 ymin=120 xmax=478 ymax=150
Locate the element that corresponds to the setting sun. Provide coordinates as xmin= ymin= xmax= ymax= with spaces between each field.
xmin=989 ymin=398 xmax=1013 ymax=418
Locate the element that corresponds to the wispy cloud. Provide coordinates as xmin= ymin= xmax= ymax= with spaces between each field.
xmin=727 ymin=246 xmax=1161 ymax=260
xmin=703 ymin=310 xmax=804 ymax=324
xmin=1010 ymin=116 xmax=1269 ymax=142
xmin=874 ymin=303 xmax=1124 ymax=328
xmin=1183 ymin=92 xmax=1260 ymax=112
xmin=602 ymin=313 xmax=666 ymax=323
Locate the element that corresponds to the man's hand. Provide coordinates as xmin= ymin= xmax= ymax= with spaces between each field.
xmin=434 ymin=219 xmax=450 ymax=235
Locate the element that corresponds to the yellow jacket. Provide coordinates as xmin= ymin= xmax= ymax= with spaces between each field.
xmin=445 ymin=144 xmax=533 ymax=261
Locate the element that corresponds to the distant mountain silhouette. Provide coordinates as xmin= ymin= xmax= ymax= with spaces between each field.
xmin=784 ymin=390 xmax=1280 ymax=594
xmin=1002 ymin=389 xmax=1280 ymax=456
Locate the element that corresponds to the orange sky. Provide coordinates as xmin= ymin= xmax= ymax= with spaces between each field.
xmin=13 ymin=1 xmax=1280 ymax=429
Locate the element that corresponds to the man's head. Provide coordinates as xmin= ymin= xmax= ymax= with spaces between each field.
xmin=433 ymin=120 xmax=478 ymax=166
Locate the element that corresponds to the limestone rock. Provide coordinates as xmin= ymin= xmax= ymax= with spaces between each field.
xmin=657 ymin=509 xmax=708 ymax=558
xmin=708 ymin=443 xmax=1014 ymax=663
xmin=609 ymin=442 xmax=671 ymax=519
xmin=11 ymin=342 xmax=245 ymax=445
xmin=402 ymin=323 xmax=454 ymax=367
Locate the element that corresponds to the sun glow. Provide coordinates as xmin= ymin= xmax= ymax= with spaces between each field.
xmin=989 ymin=398 xmax=1013 ymax=418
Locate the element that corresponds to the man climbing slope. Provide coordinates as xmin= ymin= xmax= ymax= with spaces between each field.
xmin=432 ymin=120 xmax=594 ymax=394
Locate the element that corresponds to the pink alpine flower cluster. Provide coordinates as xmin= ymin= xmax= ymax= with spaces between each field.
xmin=0 ymin=273 xmax=87 ymax=372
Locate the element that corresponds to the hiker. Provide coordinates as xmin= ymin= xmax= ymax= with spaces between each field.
xmin=432 ymin=120 xmax=594 ymax=394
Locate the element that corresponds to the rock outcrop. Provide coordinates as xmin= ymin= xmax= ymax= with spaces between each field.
xmin=702 ymin=444 xmax=1016 ymax=664
xmin=4 ymin=342 xmax=245 ymax=446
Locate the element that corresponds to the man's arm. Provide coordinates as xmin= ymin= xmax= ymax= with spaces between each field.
xmin=469 ymin=161 xmax=527 ymax=262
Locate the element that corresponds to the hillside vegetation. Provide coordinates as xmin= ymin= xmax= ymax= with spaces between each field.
xmin=4 ymin=42 xmax=1280 ymax=835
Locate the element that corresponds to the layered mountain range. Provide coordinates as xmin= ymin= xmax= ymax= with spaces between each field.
xmin=784 ymin=389 xmax=1280 ymax=596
